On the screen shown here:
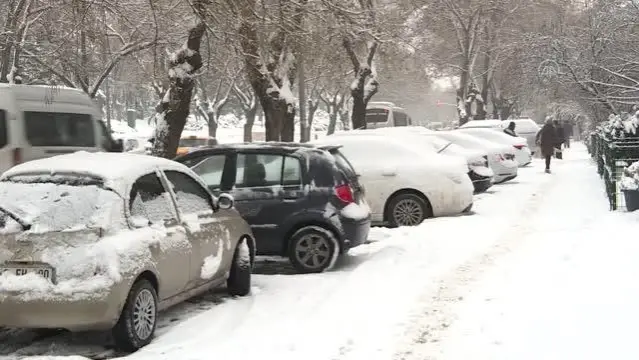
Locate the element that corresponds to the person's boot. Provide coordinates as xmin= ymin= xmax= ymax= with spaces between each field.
xmin=545 ymin=168 xmax=551 ymax=174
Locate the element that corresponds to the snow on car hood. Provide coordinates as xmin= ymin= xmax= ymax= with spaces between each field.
xmin=0 ymin=225 xmax=180 ymax=302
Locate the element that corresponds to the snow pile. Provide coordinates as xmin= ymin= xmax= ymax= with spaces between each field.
xmin=620 ymin=161 xmax=639 ymax=191
xmin=601 ymin=112 xmax=639 ymax=138
xmin=341 ymin=201 xmax=371 ymax=220
xmin=200 ymin=241 xmax=224 ymax=280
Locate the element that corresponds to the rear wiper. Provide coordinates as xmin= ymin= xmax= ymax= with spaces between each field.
xmin=438 ymin=143 xmax=452 ymax=153
xmin=0 ymin=205 xmax=31 ymax=231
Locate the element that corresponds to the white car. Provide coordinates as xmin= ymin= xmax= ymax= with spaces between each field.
xmin=455 ymin=128 xmax=532 ymax=166
xmin=311 ymin=135 xmax=474 ymax=227
xmin=459 ymin=118 xmax=541 ymax=153
xmin=350 ymin=128 xmax=495 ymax=193
xmin=429 ymin=131 xmax=518 ymax=184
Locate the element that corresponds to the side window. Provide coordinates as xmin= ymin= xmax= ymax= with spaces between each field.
xmin=188 ymin=155 xmax=226 ymax=190
xmin=129 ymin=173 xmax=176 ymax=223
xmin=164 ymin=170 xmax=212 ymax=214
xmin=235 ymin=153 xmax=283 ymax=188
xmin=282 ymin=156 xmax=302 ymax=186
xmin=0 ymin=110 xmax=6 ymax=148
xmin=24 ymin=111 xmax=96 ymax=147
xmin=393 ymin=111 xmax=408 ymax=126
xmin=365 ymin=108 xmax=389 ymax=124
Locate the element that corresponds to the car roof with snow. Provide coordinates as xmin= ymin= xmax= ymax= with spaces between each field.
xmin=175 ymin=142 xmax=341 ymax=159
xmin=460 ymin=120 xmax=503 ymax=128
xmin=1 ymin=151 xmax=194 ymax=196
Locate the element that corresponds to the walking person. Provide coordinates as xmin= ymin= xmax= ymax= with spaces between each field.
xmin=503 ymin=121 xmax=517 ymax=137
xmin=563 ymin=120 xmax=573 ymax=148
xmin=553 ymin=120 xmax=565 ymax=160
xmin=536 ymin=117 xmax=559 ymax=173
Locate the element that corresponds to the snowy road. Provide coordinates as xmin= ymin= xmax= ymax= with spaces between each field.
xmin=2 ymin=143 xmax=625 ymax=360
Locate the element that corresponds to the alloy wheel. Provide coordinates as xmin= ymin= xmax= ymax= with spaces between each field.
xmin=294 ymin=234 xmax=331 ymax=270
xmin=392 ymin=198 xmax=425 ymax=226
xmin=133 ymin=288 xmax=156 ymax=340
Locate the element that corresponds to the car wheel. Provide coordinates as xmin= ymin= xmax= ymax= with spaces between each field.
xmin=386 ymin=193 xmax=431 ymax=227
xmin=288 ymin=225 xmax=339 ymax=274
xmin=227 ymin=237 xmax=252 ymax=296
xmin=112 ymin=279 xmax=158 ymax=352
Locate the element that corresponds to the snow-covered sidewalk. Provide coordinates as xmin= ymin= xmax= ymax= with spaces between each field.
xmin=2 ymin=146 xmax=583 ymax=360
xmin=398 ymin=143 xmax=639 ymax=360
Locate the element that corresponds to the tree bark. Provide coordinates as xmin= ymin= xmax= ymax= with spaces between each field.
xmin=150 ymin=21 xmax=205 ymax=158
xmin=207 ymin=111 xmax=218 ymax=138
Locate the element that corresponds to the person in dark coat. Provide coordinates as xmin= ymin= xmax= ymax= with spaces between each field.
xmin=503 ymin=121 xmax=517 ymax=137
xmin=563 ymin=121 xmax=573 ymax=148
xmin=536 ymin=118 xmax=559 ymax=173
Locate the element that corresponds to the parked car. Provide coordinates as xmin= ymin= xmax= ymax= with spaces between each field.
xmin=459 ymin=118 xmax=541 ymax=153
xmin=0 ymin=152 xmax=254 ymax=351
xmin=429 ymin=131 xmax=518 ymax=184
xmin=174 ymin=143 xmax=371 ymax=273
xmin=364 ymin=101 xmax=414 ymax=129
xmin=0 ymin=84 xmax=123 ymax=174
xmin=311 ymin=135 xmax=474 ymax=227
xmin=455 ymin=127 xmax=532 ymax=166
xmin=332 ymin=128 xmax=495 ymax=193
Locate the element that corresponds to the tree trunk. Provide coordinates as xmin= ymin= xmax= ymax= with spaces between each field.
xmin=243 ymin=107 xmax=256 ymax=142
xmin=207 ymin=112 xmax=218 ymax=138
xmin=150 ymin=21 xmax=205 ymax=158
xmin=327 ymin=108 xmax=338 ymax=135
xmin=282 ymin=111 xmax=295 ymax=142
xmin=307 ymin=100 xmax=318 ymax=140
xmin=298 ymin=51 xmax=307 ymax=143
xmin=351 ymin=93 xmax=367 ymax=130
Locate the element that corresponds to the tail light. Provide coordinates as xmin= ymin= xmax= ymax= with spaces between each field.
xmin=514 ymin=145 xmax=524 ymax=150
xmin=12 ymin=148 xmax=22 ymax=165
xmin=334 ymin=184 xmax=355 ymax=204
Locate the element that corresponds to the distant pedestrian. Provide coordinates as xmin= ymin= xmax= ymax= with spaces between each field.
xmin=563 ymin=121 xmax=573 ymax=148
xmin=536 ymin=118 xmax=559 ymax=173
xmin=503 ymin=121 xmax=517 ymax=137
xmin=553 ymin=120 xmax=565 ymax=160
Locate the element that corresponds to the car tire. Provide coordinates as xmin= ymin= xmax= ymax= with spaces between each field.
xmin=112 ymin=279 xmax=158 ymax=352
xmin=386 ymin=193 xmax=432 ymax=227
xmin=288 ymin=225 xmax=339 ymax=274
xmin=227 ymin=237 xmax=252 ymax=296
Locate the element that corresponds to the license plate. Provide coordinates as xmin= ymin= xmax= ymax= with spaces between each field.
xmin=0 ymin=266 xmax=53 ymax=281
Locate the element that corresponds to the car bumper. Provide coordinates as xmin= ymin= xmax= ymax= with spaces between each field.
xmin=0 ymin=287 xmax=123 ymax=331
xmin=515 ymin=149 xmax=533 ymax=167
xmin=468 ymin=171 xmax=493 ymax=193
xmin=491 ymin=160 xmax=518 ymax=184
xmin=340 ymin=215 xmax=371 ymax=251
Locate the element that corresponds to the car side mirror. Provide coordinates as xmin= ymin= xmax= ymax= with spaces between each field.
xmin=217 ymin=193 xmax=234 ymax=210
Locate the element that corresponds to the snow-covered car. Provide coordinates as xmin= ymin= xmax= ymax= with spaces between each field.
xmin=331 ymin=128 xmax=495 ymax=193
xmin=0 ymin=152 xmax=255 ymax=351
xmin=458 ymin=118 xmax=541 ymax=154
xmin=174 ymin=142 xmax=371 ymax=273
xmin=455 ymin=127 xmax=532 ymax=166
xmin=430 ymin=131 xmax=518 ymax=184
xmin=311 ymin=135 xmax=474 ymax=227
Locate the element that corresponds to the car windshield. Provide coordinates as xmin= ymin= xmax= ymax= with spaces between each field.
xmin=0 ymin=175 xmax=120 ymax=234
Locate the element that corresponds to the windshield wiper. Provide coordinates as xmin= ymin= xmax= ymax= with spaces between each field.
xmin=0 ymin=205 xmax=31 ymax=231
xmin=438 ymin=142 xmax=453 ymax=154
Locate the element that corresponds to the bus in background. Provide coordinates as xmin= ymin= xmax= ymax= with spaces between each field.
xmin=364 ymin=101 xmax=413 ymax=129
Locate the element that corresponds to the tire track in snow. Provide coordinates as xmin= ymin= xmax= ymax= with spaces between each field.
xmin=393 ymin=167 xmax=564 ymax=360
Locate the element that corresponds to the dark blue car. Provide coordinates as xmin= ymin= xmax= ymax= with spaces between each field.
xmin=174 ymin=142 xmax=371 ymax=273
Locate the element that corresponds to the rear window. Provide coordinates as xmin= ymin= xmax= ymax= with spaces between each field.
xmin=366 ymin=109 xmax=389 ymax=123
xmin=331 ymin=149 xmax=358 ymax=178
xmin=393 ymin=111 xmax=409 ymax=126
xmin=0 ymin=110 xmax=6 ymax=148
xmin=25 ymin=111 xmax=95 ymax=147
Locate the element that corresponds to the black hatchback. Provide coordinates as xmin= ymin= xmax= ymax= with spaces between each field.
xmin=174 ymin=142 xmax=371 ymax=273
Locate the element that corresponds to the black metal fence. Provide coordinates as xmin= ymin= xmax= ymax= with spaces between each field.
xmin=587 ymin=131 xmax=639 ymax=210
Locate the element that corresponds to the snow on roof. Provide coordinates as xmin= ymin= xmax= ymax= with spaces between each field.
xmin=1 ymin=151 xmax=191 ymax=196
xmin=460 ymin=120 xmax=503 ymax=128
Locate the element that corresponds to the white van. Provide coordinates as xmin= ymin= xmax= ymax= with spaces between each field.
xmin=0 ymin=84 xmax=122 ymax=174
xmin=364 ymin=101 xmax=413 ymax=129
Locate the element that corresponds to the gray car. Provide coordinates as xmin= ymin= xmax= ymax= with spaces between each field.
xmin=0 ymin=152 xmax=255 ymax=351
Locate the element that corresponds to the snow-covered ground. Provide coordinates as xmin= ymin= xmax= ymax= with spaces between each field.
xmin=0 ymin=143 xmax=632 ymax=360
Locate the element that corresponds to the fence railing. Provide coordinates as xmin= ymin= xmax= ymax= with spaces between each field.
xmin=588 ymin=132 xmax=639 ymax=210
